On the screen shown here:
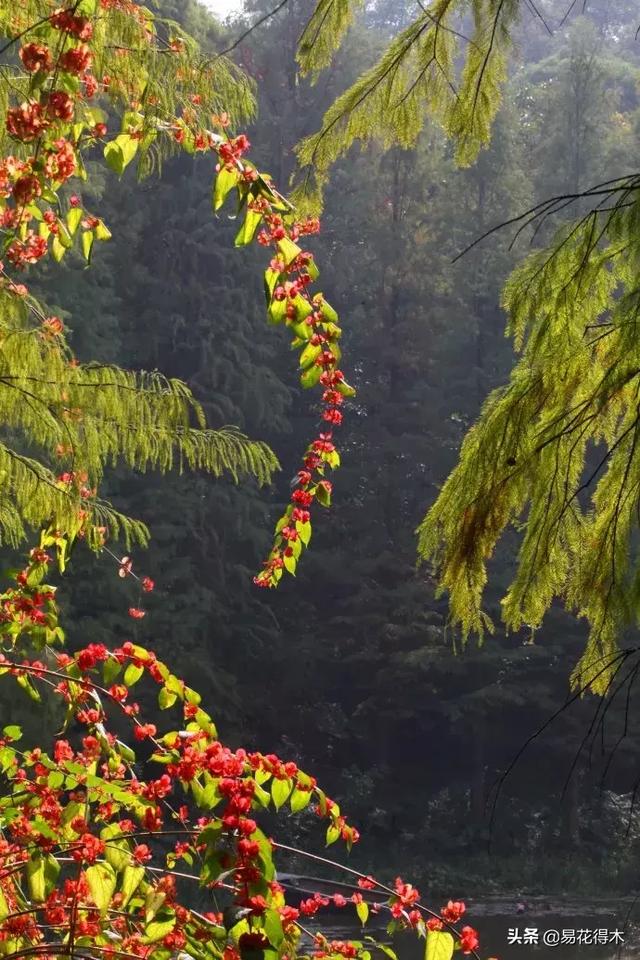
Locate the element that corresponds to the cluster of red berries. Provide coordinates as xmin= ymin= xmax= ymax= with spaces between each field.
xmin=252 ymin=212 xmax=350 ymax=586
xmin=50 ymin=7 xmax=94 ymax=40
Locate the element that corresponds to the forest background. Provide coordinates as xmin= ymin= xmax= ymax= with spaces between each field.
xmin=12 ymin=0 xmax=640 ymax=897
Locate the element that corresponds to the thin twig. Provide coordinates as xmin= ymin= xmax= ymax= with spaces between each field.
xmin=214 ymin=0 xmax=290 ymax=58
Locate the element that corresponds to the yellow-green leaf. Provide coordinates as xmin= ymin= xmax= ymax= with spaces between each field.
xmin=356 ymin=900 xmax=369 ymax=926
xmin=124 ymin=662 xmax=144 ymax=686
xmin=213 ymin=167 xmax=240 ymax=211
xmin=158 ymin=686 xmax=177 ymax=709
xmin=277 ymin=236 xmax=301 ymax=265
xmin=66 ymin=207 xmax=83 ymax=235
xmin=86 ymin=861 xmax=116 ymax=915
xmin=26 ymin=854 xmax=59 ymax=902
xmin=51 ymin=236 xmax=66 ymax=262
xmin=336 ymin=379 xmax=356 ymax=398
xmin=299 ymin=343 xmax=321 ymax=369
xmin=57 ymin=222 xmax=73 ymax=249
xmin=296 ymin=520 xmax=312 ymax=545
xmin=290 ymin=788 xmax=311 ymax=813
xmin=82 ymin=230 xmax=94 ymax=262
xmin=104 ymin=134 xmax=138 ymax=176
xmin=300 ymin=364 xmax=322 ymax=389
xmin=326 ymin=823 xmax=340 ymax=845
xmin=235 ymin=207 xmax=262 ymax=246
xmin=121 ymin=864 xmax=145 ymax=906
xmin=145 ymin=887 xmax=166 ymax=923
xmin=95 ymin=220 xmax=112 ymax=241
xmin=425 ymin=931 xmax=454 ymax=960
xmin=271 ymin=777 xmax=292 ymax=810
xmin=145 ymin=916 xmax=176 ymax=942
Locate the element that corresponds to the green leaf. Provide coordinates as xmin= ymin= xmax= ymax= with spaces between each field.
xmin=158 ymin=686 xmax=177 ymax=709
xmin=356 ymin=901 xmax=369 ymax=926
xmin=66 ymin=207 xmax=83 ymax=236
xmin=201 ymin=848 xmax=224 ymax=886
xmin=23 ymin=202 xmax=42 ymax=222
xmin=82 ymin=229 xmax=94 ymax=263
xmin=425 ymin=931 xmax=454 ymax=960
xmin=47 ymin=770 xmax=64 ymax=789
xmin=291 ymin=294 xmax=314 ymax=322
xmin=2 ymin=725 xmax=21 ymax=741
xmin=299 ymin=343 xmax=321 ymax=369
xmin=268 ymin=298 xmax=288 ymax=325
xmin=145 ymin=887 xmax=167 ymax=923
xmin=296 ymin=520 xmax=312 ymax=545
xmin=263 ymin=909 xmax=285 ymax=948
xmin=336 ymin=379 xmax=356 ymax=398
xmin=200 ymin=822 xmax=223 ymax=849
xmin=124 ymin=662 xmax=144 ymax=686
xmin=103 ymin=658 xmax=121 ymax=686
xmin=264 ymin=267 xmax=281 ymax=302
xmin=57 ymin=222 xmax=73 ymax=249
xmin=291 ymin=319 xmax=313 ymax=340
xmin=315 ymin=483 xmax=331 ymax=507
xmin=235 ymin=207 xmax=262 ymax=246
xmin=84 ymin=105 xmax=106 ymax=126
xmin=254 ymin=827 xmax=276 ymax=881
xmin=77 ymin=0 xmax=98 ymax=17
xmin=300 ymin=364 xmax=322 ymax=389
xmin=95 ymin=220 xmax=112 ymax=241
xmin=326 ymin=823 xmax=340 ymax=845
xmin=51 ymin=235 xmax=66 ymax=262
xmin=231 ymin=918 xmax=250 ymax=943
xmin=271 ymin=777 xmax=292 ymax=810
xmin=368 ymin=942 xmax=398 ymax=960
xmin=27 ymin=853 xmax=60 ymax=902
xmin=213 ymin=167 xmax=240 ymax=211
xmin=0 ymin=746 xmax=16 ymax=774
xmin=283 ymin=553 xmax=297 ymax=575
xmin=320 ymin=299 xmax=339 ymax=323
xmin=193 ymin=707 xmax=217 ymax=736
xmin=164 ymin=674 xmax=184 ymax=697
xmin=104 ymin=134 xmax=138 ymax=176
xmin=200 ymin=778 xmax=220 ymax=810
xmin=121 ymin=864 xmax=144 ymax=906
xmin=116 ymin=739 xmax=136 ymax=763
xmin=103 ymin=141 xmax=125 ymax=175
xmin=184 ymin=686 xmax=201 ymax=706
xmin=145 ymin=915 xmax=176 ymax=943
xmin=0 ymin=885 xmax=8 ymax=920
xmin=253 ymin=782 xmax=271 ymax=808
xmin=16 ymin=674 xmax=41 ymax=701
xmin=277 ymin=236 xmax=302 ymax=265
xmin=75 ymin=152 xmax=88 ymax=181
xmin=290 ymin=788 xmax=311 ymax=813
xmin=86 ymin=861 xmax=117 ymax=915
xmin=102 ymin=825 xmax=130 ymax=872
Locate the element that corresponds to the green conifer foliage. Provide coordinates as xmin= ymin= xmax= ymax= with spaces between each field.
xmin=0 ymin=280 xmax=277 ymax=547
xmin=418 ymin=180 xmax=640 ymax=692
xmin=295 ymin=0 xmax=521 ymax=207
xmin=0 ymin=0 xmax=280 ymax=552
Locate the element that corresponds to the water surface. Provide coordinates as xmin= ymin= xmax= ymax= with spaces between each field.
xmin=317 ymin=899 xmax=639 ymax=960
